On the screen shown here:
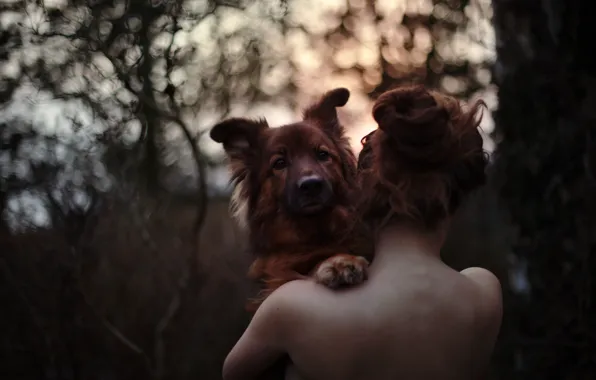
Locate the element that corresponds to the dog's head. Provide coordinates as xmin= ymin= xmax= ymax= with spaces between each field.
xmin=210 ymin=88 xmax=357 ymax=250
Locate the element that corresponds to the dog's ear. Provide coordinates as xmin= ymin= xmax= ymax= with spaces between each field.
xmin=210 ymin=117 xmax=269 ymax=159
xmin=303 ymin=88 xmax=350 ymax=137
xmin=304 ymin=88 xmax=357 ymax=187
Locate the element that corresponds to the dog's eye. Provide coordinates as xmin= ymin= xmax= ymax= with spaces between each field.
xmin=316 ymin=150 xmax=330 ymax=161
xmin=271 ymin=158 xmax=287 ymax=170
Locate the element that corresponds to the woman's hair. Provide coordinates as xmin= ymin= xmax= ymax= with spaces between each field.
xmin=357 ymin=85 xmax=488 ymax=231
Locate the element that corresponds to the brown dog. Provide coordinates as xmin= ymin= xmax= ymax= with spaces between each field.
xmin=210 ymin=88 xmax=371 ymax=310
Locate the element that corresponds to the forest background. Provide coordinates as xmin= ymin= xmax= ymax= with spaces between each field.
xmin=1 ymin=0 xmax=594 ymax=379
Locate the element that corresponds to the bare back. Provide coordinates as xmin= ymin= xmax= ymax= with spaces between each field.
xmin=277 ymin=253 xmax=502 ymax=380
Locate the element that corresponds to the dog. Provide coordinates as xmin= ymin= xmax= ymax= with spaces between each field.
xmin=210 ymin=88 xmax=371 ymax=310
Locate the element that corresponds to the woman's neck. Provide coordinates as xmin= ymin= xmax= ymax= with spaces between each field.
xmin=370 ymin=221 xmax=448 ymax=269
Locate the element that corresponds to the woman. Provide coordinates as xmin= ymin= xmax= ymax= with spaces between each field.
xmin=222 ymin=85 xmax=503 ymax=380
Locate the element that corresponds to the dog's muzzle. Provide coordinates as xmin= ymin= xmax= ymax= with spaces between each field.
xmin=286 ymin=175 xmax=333 ymax=215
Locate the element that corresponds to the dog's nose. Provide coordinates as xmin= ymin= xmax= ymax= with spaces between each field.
xmin=297 ymin=175 xmax=324 ymax=196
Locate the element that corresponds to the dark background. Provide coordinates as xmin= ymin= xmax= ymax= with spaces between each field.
xmin=0 ymin=0 xmax=593 ymax=379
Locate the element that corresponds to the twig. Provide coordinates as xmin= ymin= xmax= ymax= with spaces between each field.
xmin=78 ymin=288 xmax=154 ymax=373
xmin=153 ymin=289 xmax=181 ymax=378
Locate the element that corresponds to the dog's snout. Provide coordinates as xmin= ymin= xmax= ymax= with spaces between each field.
xmin=297 ymin=175 xmax=324 ymax=196
xmin=286 ymin=174 xmax=333 ymax=215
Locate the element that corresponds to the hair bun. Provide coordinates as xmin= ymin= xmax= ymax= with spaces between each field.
xmin=357 ymin=86 xmax=487 ymax=228
xmin=372 ymin=85 xmax=453 ymax=170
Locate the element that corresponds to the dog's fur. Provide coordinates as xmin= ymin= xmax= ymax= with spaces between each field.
xmin=210 ymin=88 xmax=371 ymax=310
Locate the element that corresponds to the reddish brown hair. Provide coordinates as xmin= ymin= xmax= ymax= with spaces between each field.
xmin=357 ymin=85 xmax=488 ymax=230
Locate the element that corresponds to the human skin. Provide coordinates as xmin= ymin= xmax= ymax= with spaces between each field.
xmin=222 ymin=222 xmax=503 ymax=380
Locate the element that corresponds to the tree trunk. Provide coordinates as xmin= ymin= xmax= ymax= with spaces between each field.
xmin=492 ymin=0 xmax=596 ymax=378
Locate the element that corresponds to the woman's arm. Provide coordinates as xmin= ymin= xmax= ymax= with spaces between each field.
xmin=461 ymin=267 xmax=503 ymax=379
xmin=222 ymin=290 xmax=295 ymax=380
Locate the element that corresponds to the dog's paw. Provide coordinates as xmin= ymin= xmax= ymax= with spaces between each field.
xmin=312 ymin=254 xmax=370 ymax=289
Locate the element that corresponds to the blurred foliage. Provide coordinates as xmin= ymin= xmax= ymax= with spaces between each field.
xmin=1 ymin=0 xmax=495 ymax=212
xmin=0 ymin=0 xmax=504 ymax=379
xmin=491 ymin=0 xmax=596 ymax=378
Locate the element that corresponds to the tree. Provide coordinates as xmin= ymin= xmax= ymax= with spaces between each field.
xmin=492 ymin=0 xmax=596 ymax=378
xmin=0 ymin=0 xmax=496 ymax=379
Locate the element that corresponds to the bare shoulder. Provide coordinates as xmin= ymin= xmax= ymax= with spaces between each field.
xmin=460 ymin=267 xmax=501 ymax=293
xmin=460 ymin=267 xmax=503 ymax=326
xmin=256 ymin=280 xmax=323 ymax=325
